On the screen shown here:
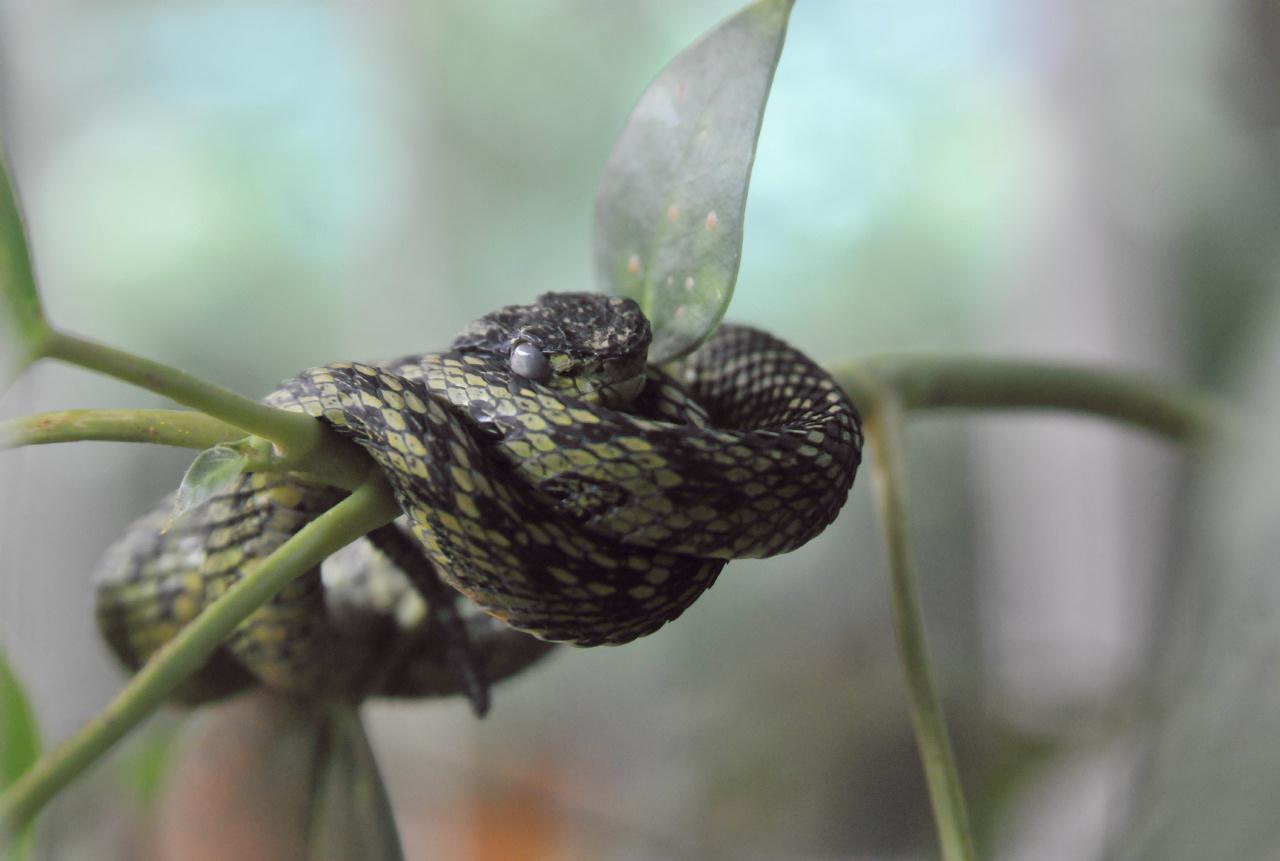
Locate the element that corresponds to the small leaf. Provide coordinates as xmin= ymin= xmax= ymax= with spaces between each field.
xmin=0 ymin=150 xmax=51 ymax=384
xmin=156 ymin=694 xmax=332 ymax=861
xmin=306 ymin=704 xmax=404 ymax=861
xmin=155 ymin=695 xmax=404 ymax=861
xmin=593 ymin=0 xmax=795 ymax=362
xmin=0 ymin=648 xmax=42 ymax=856
xmin=170 ymin=443 xmax=249 ymax=526
xmin=0 ymin=649 xmax=41 ymax=792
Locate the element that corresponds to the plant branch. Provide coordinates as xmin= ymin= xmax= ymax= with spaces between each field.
xmin=0 ymin=471 xmax=402 ymax=832
xmin=864 ymin=389 xmax=976 ymax=861
xmin=31 ymin=332 xmax=375 ymax=490
xmin=0 ymin=409 xmax=243 ymax=450
xmin=40 ymin=330 xmax=323 ymax=456
xmin=0 ymin=406 xmax=373 ymax=492
xmin=837 ymin=355 xmax=1219 ymax=444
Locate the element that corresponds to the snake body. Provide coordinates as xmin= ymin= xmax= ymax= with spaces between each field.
xmin=95 ymin=293 xmax=861 ymax=703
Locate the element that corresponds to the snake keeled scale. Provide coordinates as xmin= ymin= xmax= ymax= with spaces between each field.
xmin=94 ymin=293 xmax=862 ymax=704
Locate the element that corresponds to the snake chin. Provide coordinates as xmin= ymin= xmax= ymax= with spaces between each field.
xmin=555 ymin=365 xmax=647 ymax=409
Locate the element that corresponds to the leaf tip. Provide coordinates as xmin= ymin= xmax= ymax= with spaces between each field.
xmin=593 ymin=0 xmax=795 ymax=359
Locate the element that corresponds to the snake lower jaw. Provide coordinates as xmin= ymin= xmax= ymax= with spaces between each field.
xmin=549 ymin=369 xmax=647 ymax=409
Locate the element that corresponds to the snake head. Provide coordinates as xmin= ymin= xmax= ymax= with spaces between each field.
xmin=451 ymin=292 xmax=652 ymax=407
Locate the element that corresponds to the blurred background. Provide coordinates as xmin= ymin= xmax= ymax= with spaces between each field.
xmin=1 ymin=0 xmax=1278 ymax=859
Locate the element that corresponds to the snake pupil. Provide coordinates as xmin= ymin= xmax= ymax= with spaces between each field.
xmin=510 ymin=341 xmax=553 ymax=382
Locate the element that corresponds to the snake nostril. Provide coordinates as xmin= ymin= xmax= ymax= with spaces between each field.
xmin=510 ymin=341 xmax=553 ymax=382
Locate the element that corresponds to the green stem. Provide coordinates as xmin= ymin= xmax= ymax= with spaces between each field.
xmin=40 ymin=330 xmax=322 ymax=456
xmin=837 ymin=356 xmax=1219 ymax=444
xmin=0 ymin=406 xmax=373 ymax=492
xmin=865 ymin=391 xmax=976 ymax=861
xmin=0 ymin=409 xmax=243 ymax=450
xmin=34 ymin=332 xmax=375 ymax=490
xmin=0 ymin=472 xmax=401 ymax=832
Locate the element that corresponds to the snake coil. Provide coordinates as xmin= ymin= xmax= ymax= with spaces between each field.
xmin=95 ymin=293 xmax=862 ymax=704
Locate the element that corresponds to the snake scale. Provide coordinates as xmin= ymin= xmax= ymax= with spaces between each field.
xmin=94 ymin=293 xmax=862 ymax=705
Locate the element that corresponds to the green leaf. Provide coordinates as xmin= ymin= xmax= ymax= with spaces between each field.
xmin=155 ymin=695 xmax=403 ymax=861
xmin=0 ymin=649 xmax=41 ymax=857
xmin=0 ymin=650 xmax=41 ymax=793
xmin=593 ymin=0 xmax=795 ymax=362
xmin=0 ymin=150 xmax=51 ymax=384
xmin=306 ymin=704 xmax=404 ymax=861
xmin=170 ymin=443 xmax=250 ymax=525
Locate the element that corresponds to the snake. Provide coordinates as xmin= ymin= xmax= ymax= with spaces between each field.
xmin=94 ymin=293 xmax=862 ymax=706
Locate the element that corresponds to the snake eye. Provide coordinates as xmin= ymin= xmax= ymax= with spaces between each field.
xmin=509 ymin=341 xmax=553 ymax=382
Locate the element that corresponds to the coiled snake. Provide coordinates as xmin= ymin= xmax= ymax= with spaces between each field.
xmin=95 ymin=293 xmax=862 ymax=706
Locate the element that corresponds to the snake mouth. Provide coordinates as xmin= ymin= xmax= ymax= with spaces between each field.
xmin=589 ymin=371 xmax=646 ymax=407
xmin=554 ymin=367 xmax=646 ymax=408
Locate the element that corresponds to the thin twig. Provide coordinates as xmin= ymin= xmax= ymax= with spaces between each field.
xmin=0 ymin=409 xmax=242 ymax=451
xmin=865 ymin=390 xmax=977 ymax=861
xmin=837 ymin=356 xmax=1220 ymax=445
xmin=40 ymin=331 xmax=319 ymax=454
